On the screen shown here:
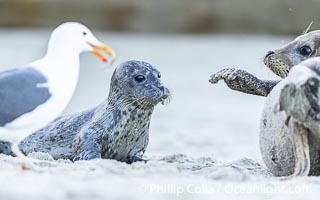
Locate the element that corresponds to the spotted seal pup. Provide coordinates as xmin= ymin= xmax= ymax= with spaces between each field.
xmin=1 ymin=60 xmax=170 ymax=163
xmin=209 ymin=30 xmax=320 ymax=96
xmin=261 ymin=57 xmax=320 ymax=176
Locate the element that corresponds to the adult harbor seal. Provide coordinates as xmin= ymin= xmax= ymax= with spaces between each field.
xmin=261 ymin=57 xmax=320 ymax=176
xmin=2 ymin=60 xmax=170 ymax=163
xmin=209 ymin=30 xmax=320 ymax=96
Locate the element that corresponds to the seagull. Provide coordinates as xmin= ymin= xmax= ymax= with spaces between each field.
xmin=0 ymin=22 xmax=116 ymax=169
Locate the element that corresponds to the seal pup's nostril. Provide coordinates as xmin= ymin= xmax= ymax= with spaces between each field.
xmin=157 ymin=86 xmax=166 ymax=93
xmin=163 ymin=88 xmax=171 ymax=99
xmin=265 ymin=51 xmax=275 ymax=58
xmin=159 ymin=86 xmax=170 ymax=97
xmin=157 ymin=86 xmax=169 ymax=97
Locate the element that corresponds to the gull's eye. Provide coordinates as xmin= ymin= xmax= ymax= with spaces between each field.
xmin=157 ymin=72 xmax=161 ymax=78
xmin=134 ymin=75 xmax=146 ymax=83
xmin=299 ymin=45 xmax=312 ymax=56
xmin=83 ymin=31 xmax=87 ymax=36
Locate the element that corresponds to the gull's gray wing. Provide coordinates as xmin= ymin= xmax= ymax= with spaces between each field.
xmin=0 ymin=67 xmax=51 ymax=127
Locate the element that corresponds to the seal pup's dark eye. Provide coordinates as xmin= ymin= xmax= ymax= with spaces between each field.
xmin=83 ymin=32 xmax=87 ymax=36
xmin=134 ymin=75 xmax=146 ymax=83
xmin=157 ymin=73 xmax=161 ymax=78
xmin=299 ymin=45 xmax=312 ymax=56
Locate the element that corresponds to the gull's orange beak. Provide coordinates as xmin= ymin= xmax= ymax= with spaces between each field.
xmin=90 ymin=43 xmax=116 ymax=63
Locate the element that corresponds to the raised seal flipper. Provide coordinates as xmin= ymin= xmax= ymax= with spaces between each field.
xmin=209 ymin=68 xmax=279 ymax=96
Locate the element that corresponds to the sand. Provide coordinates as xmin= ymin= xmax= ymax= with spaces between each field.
xmin=0 ymin=29 xmax=319 ymax=199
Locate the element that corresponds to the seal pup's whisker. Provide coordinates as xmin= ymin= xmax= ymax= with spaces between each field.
xmin=163 ymin=92 xmax=173 ymax=106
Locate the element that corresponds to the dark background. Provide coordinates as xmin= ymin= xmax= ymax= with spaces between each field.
xmin=0 ymin=0 xmax=319 ymax=34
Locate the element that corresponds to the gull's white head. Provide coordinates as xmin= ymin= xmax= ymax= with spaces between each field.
xmin=46 ymin=22 xmax=116 ymax=63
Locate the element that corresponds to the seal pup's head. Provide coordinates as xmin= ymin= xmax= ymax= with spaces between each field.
xmin=264 ymin=31 xmax=320 ymax=78
xmin=109 ymin=60 xmax=170 ymax=109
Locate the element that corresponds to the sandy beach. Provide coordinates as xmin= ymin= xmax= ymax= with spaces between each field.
xmin=0 ymin=29 xmax=319 ymax=199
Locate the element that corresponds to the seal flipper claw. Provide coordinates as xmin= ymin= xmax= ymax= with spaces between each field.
xmin=209 ymin=68 xmax=236 ymax=84
xmin=127 ymin=155 xmax=148 ymax=164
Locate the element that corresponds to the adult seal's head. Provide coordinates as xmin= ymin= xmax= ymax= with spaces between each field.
xmin=264 ymin=31 xmax=320 ymax=78
xmin=110 ymin=60 xmax=170 ymax=109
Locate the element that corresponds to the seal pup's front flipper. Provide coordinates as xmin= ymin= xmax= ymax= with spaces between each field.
xmin=209 ymin=68 xmax=279 ymax=96
xmin=72 ymin=127 xmax=102 ymax=161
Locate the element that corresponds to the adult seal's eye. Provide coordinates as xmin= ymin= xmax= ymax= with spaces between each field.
xmin=157 ymin=73 xmax=161 ymax=78
xmin=134 ymin=75 xmax=146 ymax=83
xmin=299 ymin=45 xmax=312 ymax=56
